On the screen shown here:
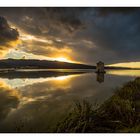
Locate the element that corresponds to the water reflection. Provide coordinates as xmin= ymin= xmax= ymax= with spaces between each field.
xmin=107 ymin=69 xmax=140 ymax=77
xmin=0 ymin=70 xmax=88 ymax=88
xmin=96 ymin=69 xmax=140 ymax=83
xmin=0 ymin=69 xmax=88 ymax=79
xmin=96 ymin=73 xmax=104 ymax=83
xmin=0 ymin=81 xmax=20 ymax=122
xmin=0 ymin=69 xmax=139 ymax=132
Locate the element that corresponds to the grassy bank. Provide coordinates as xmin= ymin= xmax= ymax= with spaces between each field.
xmin=55 ymin=77 xmax=140 ymax=133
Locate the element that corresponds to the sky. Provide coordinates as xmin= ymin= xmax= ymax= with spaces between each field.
xmin=0 ymin=7 xmax=140 ymax=67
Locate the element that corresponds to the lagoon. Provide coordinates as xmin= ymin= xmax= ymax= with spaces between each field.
xmin=0 ymin=69 xmax=139 ymax=132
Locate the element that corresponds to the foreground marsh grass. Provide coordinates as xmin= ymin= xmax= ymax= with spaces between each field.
xmin=55 ymin=77 xmax=140 ymax=133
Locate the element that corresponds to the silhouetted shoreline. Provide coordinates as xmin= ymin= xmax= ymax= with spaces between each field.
xmin=0 ymin=59 xmax=139 ymax=70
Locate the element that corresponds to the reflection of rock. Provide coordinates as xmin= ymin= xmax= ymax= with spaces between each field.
xmin=96 ymin=73 xmax=104 ymax=83
xmin=0 ymin=82 xmax=20 ymax=121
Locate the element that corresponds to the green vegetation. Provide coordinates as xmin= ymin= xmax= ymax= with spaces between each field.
xmin=55 ymin=77 xmax=140 ymax=133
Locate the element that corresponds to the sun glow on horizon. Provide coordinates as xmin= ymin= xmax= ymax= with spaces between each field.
xmin=54 ymin=57 xmax=72 ymax=62
xmin=52 ymin=57 xmax=76 ymax=63
xmin=107 ymin=62 xmax=140 ymax=68
xmin=6 ymin=49 xmax=79 ymax=64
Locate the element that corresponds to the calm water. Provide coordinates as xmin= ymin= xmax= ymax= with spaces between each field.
xmin=0 ymin=69 xmax=140 ymax=132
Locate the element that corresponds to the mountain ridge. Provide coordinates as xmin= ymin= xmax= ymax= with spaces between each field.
xmin=0 ymin=58 xmax=95 ymax=69
xmin=0 ymin=59 xmax=139 ymax=70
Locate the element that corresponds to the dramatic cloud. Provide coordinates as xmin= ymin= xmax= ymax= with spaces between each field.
xmin=0 ymin=8 xmax=140 ymax=64
xmin=0 ymin=16 xmax=19 ymax=56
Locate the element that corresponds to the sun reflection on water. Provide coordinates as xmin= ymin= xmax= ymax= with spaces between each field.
xmin=0 ymin=74 xmax=81 ymax=88
xmin=107 ymin=70 xmax=140 ymax=77
xmin=54 ymin=74 xmax=81 ymax=81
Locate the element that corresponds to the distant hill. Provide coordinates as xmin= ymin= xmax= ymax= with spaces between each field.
xmin=0 ymin=59 xmax=96 ymax=69
xmin=0 ymin=59 xmax=139 ymax=70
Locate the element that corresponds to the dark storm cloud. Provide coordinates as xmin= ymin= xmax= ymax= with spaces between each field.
xmin=0 ymin=16 xmax=19 ymax=55
xmin=0 ymin=17 xmax=19 ymax=41
xmin=0 ymin=8 xmax=140 ymax=64
xmin=70 ymin=7 xmax=140 ymax=64
xmin=44 ymin=8 xmax=85 ymax=33
xmin=97 ymin=7 xmax=137 ymax=16
xmin=0 ymin=8 xmax=85 ymax=36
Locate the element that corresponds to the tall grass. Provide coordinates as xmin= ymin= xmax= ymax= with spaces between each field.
xmin=55 ymin=77 xmax=140 ymax=133
xmin=55 ymin=100 xmax=94 ymax=133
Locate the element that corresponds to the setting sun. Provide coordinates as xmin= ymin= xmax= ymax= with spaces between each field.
xmin=54 ymin=57 xmax=73 ymax=63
